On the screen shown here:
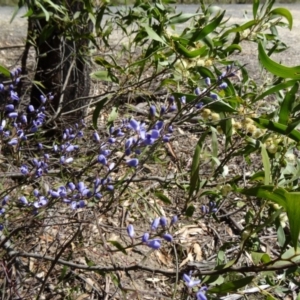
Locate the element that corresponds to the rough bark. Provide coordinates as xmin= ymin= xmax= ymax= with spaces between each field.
xmin=22 ymin=0 xmax=93 ymax=122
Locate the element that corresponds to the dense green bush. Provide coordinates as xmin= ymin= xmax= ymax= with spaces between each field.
xmin=1 ymin=0 xmax=300 ymax=299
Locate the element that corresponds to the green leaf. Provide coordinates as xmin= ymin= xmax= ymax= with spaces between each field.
xmin=186 ymin=205 xmax=195 ymax=217
xmin=189 ymin=10 xmax=225 ymax=43
xmin=107 ymin=240 xmax=127 ymax=255
xmin=278 ymin=82 xmax=298 ymax=125
xmin=174 ymin=42 xmax=207 ymax=58
xmin=201 ymin=97 xmax=236 ymax=113
xmin=269 ymin=7 xmax=293 ymax=30
xmin=221 ymin=20 xmax=257 ymax=37
xmin=168 ymin=12 xmax=203 ymax=25
xmin=237 ymin=186 xmax=287 ymax=208
xmin=284 ymin=192 xmax=300 ymax=250
xmin=253 ymin=118 xmax=300 ymax=142
xmin=154 ymin=191 xmax=172 ymax=204
xmin=254 ymin=80 xmax=297 ymax=102
xmin=36 ymin=2 xmax=50 ymax=21
xmin=261 ymin=144 xmax=271 ymax=185
xmin=277 ymin=223 xmax=286 ymax=248
xmin=253 ymin=0 xmax=260 ymax=19
xmin=90 ymin=70 xmax=113 ymax=82
xmin=251 ymin=252 xmax=270 ymax=265
xmin=0 ymin=65 xmax=10 ymax=78
xmin=208 ymin=276 xmax=254 ymax=294
xmin=189 ymin=133 xmax=208 ymax=199
xmin=93 ymin=97 xmax=109 ymax=129
xmin=142 ymin=24 xmax=167 ymax=45
xmin=107 ymin=107 xmax=118 ymax=125
xmin=258 ymin=42 xmax=300 ymax=79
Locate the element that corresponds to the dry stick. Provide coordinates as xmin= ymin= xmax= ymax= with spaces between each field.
xmin=46 ymin=58 xmax=76 ymax=125
xmin=7 ymin=249 xmax=300 ymax=277
xmin=35 ymin=225 xmax=82 ymax=300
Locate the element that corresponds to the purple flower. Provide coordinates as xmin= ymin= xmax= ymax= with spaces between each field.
xmin=8 ymin=112 xmax=18 ymax=118
xmin=160 ymin=216 xmax=167 ymax=227
xmin=126 ymin=158 xmax=139 ymax=168
xmin=170 ymin=215 xmax=178 ymax=226
xmin=151 ymin=217 xmax=160 ymax=231
xmin=8 ymin=138 xmax=18 ymax=146
xmin=154 ymin=121 xmax=164 ymax=130
xmin=2 ymin=196 xmax=9 ymax=206
xmin=162 ymin=234 xmax=173 ymax=242
xmin=142 ymin=232 xmax=149 ymax=243
xmin=95 ymin=192 xmax=102 ymax=199
xmin=68 ymin=182 xmax=76 ymax=191
xmin=33 ymin=196 xmax=48 ymax=208
xmin=129 ymin=119 xmax=140 ymax=131
xmin=10 ymin=90 xmax=19 ymax=101
xmin=127 ymin=224 xmax=135 ymax=239
xmin=93 ymin=132 xmax=100 ymax=142
xmin=19 ymin=196 xmax=28 ymax=205
xmin=150 ymin=105 xmax=156 ymax=117
xmin=196 ymin=288 xmax=207 ymax=300
xmin=183 ymin=274 xmax=201 ymax=288
xmin=196 ymin=102 xmax=203 ymax=109
xmin=98 ymin=154 xmax=107 ymax=165
xmin=5 ymin=104 xmax=14 ymax=112
xmin=0 ymin=208 xmax=5 ymax=215
xmin=219 ymin=82 xmax=228 ymax=89
xmin=108 ymin=137 xmax=116 ymax=144
xmin=210 ymin=93 xmax=218 ymax=100
xmin=168 ymin=96 xmax=175 ymax=105
xmin=146 ymin=239 xmax=161 ymax=250
xmin=169 ymin=104 xmax=177 ymax=112
xmin=107 ymin=185 xmax=114 ymax=191
xmin=160 ymin=106 xmax=166 ymax=116
xmin=40 ymin=95 xmax=47 ymax=104
xmin=201 ymin=205 xmax=208 ymax=214
xmin=195 ymin=87 xmax=201 ymax=95
xmin=180 ymin=96 xmax=186 ymax=104
xmin=205 ymin=77 xmax=211 ymax=86
xmin=20 ymin=165 xmax=29 ymax=175
xmin=49 ymin=190 xmax=60 ymax=198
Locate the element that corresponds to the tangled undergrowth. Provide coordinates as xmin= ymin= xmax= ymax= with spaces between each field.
xmin=1 ymin=0 xmax=300 ymax=299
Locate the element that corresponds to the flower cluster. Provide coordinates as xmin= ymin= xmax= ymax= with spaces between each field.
xmin=127 ymin=215 xmax=178 ymax=250
xmin=0 ymin=68 xmax=54 ymax=148
xmin=92 ymin=105 xmax=175 ymax=173
xmin=201 ymin=201 xmax=218 ymax=215
xmin=183 ymin=273 xmax=208 ymax=300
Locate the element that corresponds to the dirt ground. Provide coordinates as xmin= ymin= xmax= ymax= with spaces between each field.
xmin=1 ymin=4 xmax=300 ymax=70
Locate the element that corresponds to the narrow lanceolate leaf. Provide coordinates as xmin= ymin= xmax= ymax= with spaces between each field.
xmin=269 ymin=7 xmax=293 ymax=30
xmin=107 ymin=240 xmax=127 ymax=255
xmin=261 ymin=144 xmax=271 ymax=185
xmin=167 ymin=12 xmax=203 ymax=25
xmin=174 ymin=42 xmax=206 ymax=58
xmin=189 ymin=10 xmax=225 ymax=43
xmin=0 ymin=65 xmax=10 ymax=78
xmin=189 ymin=133 xmax=208 ymax=199
xmin=278 ymin=82 xmax=299 ymax=125
xmin=208 ymin=276 xmax=255 ymax=293
xmin=258 ymin=42 xmax=300 ymax=79
xmin=252 ymin=0 xmax=260 ymax=19
xmin=155 ymin=191 xmax=172 ymax=204
xmin=252 ymin=118 xmax=300 ymax=143
xmin=254 ymin=80 xmax=297 ymax=102
xmin=237 ymin=186 xmax=287 ymax=208
xmin=284 ymin=192 xmax=300 ymax=251
xmin=93 ymin=97 xmax=109 ymax=129
xmin=143 ymin=24 xmax=167 ymax=45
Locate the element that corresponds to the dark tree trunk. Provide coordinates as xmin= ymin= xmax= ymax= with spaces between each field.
xmin=22 ymin=0 xmax=93 ymax=122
